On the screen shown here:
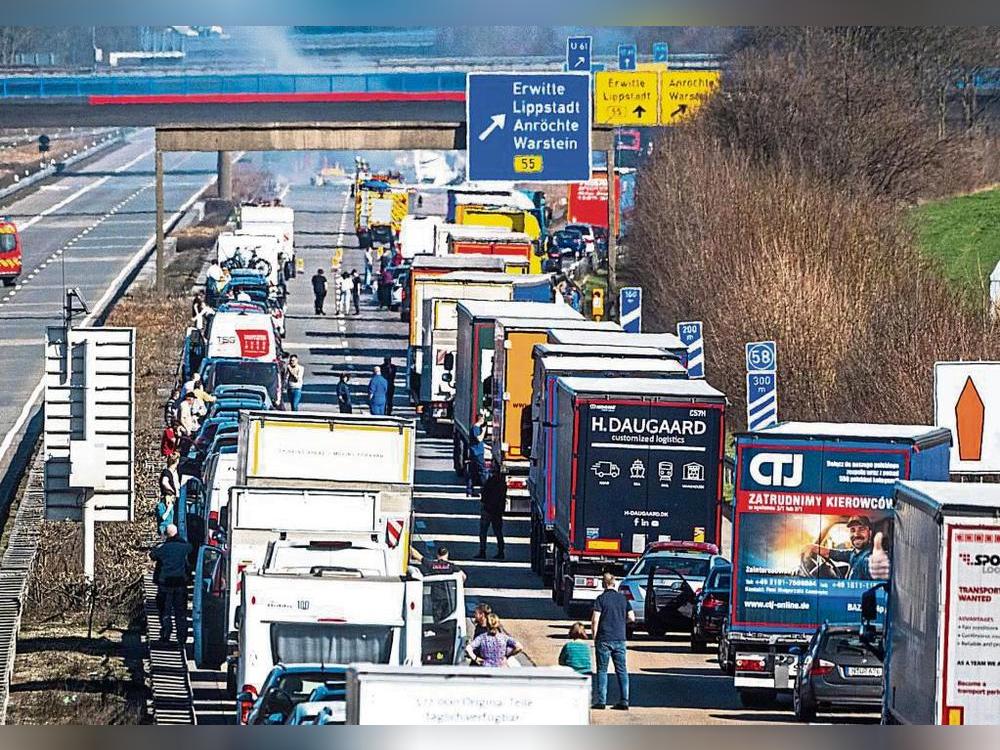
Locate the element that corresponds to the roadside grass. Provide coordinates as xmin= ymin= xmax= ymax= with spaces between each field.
xmin=914 ymin=186 xmax=1000 ymax=298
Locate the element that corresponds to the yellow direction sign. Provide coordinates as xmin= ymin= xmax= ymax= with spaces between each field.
xmin=594 ymin=71 xmax=659 ymax=126
xmin=660 ymin=70 xmax=721 ymax=124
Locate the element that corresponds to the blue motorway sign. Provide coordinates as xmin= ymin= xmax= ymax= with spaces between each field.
xmin=745 ymin=340 xmax=777 ymax=373
xmin=619 ymin=287 xmax=642 ymax=333
xmin=618 ymin=44 xmax=637 ymax=71
xmin=653 ymin=42 xmax=669 ymax=62
xmin=746 ymin=371 xmax=778 ymax=431
xmin=466 ymin=72 xmax=592 ymax=183
xmin=677 ymin=321 xmax=704 ymax=378
xmin=567 ymin=36 xmax=592 ymax=72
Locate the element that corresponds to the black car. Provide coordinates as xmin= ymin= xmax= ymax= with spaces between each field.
xmin=550 ymin=228 xmax=585 ymax=259
xmin=690 ymin=563 xmax=731 ymax=652
xmin=792 ymin=624 xmax=884 ymax=722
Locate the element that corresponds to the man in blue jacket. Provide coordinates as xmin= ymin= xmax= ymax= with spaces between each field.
xmin=368 ymin=365 xmax=389 ymax=415
xmin=149 ymin=525 xmax=192 ymax=648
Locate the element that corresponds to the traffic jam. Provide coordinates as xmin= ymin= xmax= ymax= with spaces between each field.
xmin=143 ymin=150 xmax=1000 ymax=727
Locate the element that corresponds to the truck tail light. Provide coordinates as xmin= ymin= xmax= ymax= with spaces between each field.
xmin=238 ymin=684 xmax=258 ymax=724
xmin=809 ymin=659 xmax=835 ymax=677
xmin=506 ymin=477 xmax=526 ymax=490
xmin=736 ymin=657 xmax=767 ymax=673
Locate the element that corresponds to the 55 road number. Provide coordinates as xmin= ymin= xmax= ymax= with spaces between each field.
xmin=513 ymin=154 xmax=543 ymax=174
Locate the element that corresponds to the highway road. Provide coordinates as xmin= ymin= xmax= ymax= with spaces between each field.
xmin=187 ymin=182 xmax=877 ymax=725
xmin=0 ymin=131 xmax=219 ymax=466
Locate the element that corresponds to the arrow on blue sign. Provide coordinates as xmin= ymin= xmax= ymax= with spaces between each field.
xmin=619 ymin=287 xmax=642 ymax=333
xmin=567 ymin=36 xmax=592 ymax=72
xmin=618 ymin=43 xmax=637 ymax=71
xmin=653 ymin=42 xmax=669 ymax=62
xmin=466 ymin=72 xmax=592 ymax=183
xmin=746 ymin=372 xmax=778 ymax=431
xmin=676 ymin=321 xmax=704 ymax=378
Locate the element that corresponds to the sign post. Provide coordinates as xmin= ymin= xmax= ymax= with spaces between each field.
xmin=618 ymin=44 xmax=637 ymax=71
xmin=933 ymin=361 xmax=1000 ymax=474
xmin=466 ymin=72 xmax=592 ymax=182
xmin=676 ymin=321 xmax=704 ymax=378
xmin=745 ymin=340 xmax=778 ymax=431
xmin=619 ymin=287 xmax=642 ymax=333
xmin=660 ymin=70 xmax=722 ymax=125
xmin=594 ymin=71 xmax=660 ymax=126
xmin=566 ymin=36 xmax=592 ymax=72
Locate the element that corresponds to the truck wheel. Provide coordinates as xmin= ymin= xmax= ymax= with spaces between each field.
xmin=690 ymin=632 xmax=709 ymax=653
xmin=2 ymin=277 xmax=15 ymax=287
xmin=528 ymin=519 xmax=539 ymax=574
xmin=452 ymin=437 xmax=466 ymax=476
xmin=718 ymin=642 xmax=734 ymax=675
xmin=552 ymin=555 xmax=565 ymax=606
xmin=792 ymin=686 xmax=817 ymax=722
xmin=738 ymin=689 xmax=777 ymax=709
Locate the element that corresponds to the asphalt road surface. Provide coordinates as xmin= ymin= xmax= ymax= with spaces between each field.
xmin=0 ymin=131 xmax=219 ymax=460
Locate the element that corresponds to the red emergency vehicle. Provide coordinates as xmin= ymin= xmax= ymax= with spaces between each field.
xmin=0 ymin=218 xmax=22 ymax=287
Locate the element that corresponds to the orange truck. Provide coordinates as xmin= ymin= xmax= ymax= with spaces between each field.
xmin=0 ymin=218 xmax=22 ymax=287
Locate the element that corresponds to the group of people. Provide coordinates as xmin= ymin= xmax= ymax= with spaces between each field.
xmin=310 ymin=267 xmax=362 ymax=316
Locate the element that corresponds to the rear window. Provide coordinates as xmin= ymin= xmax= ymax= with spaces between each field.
xmin=204 ymin=361 xmax=279 ymax=395
xmin=709 ymin=573 xmax=731 ymax=591
xmin=0 ymin=234 xmax=15 ymax=252
xmin=820 ymin=632 xmax=879 ymax=658
xmin=270 ymin=623 xmax=394 ymax=666
xmin=273 ymin=672 xmax=344 ymax=704
xmin=631 ymin=554 xmax=711 ymax=579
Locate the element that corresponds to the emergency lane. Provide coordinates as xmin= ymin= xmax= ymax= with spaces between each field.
xmin=0 ymin=131 xmax=220 ymax=467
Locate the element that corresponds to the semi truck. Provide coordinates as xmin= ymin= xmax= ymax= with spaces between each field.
xmin=452 ymin=301 xmax=585 ymax=478
xmin=453 ymin=207 xmax=544 ymax=271
xmin=445 ymin=227 xmax=541 ymax=275
xmin=345 ymin=665 xmax=590 ymax=725
xmin=491 ymin=317 xmax=625 ymax=511
xmin=531 ymin=377 xmax=727 ymax=613
xmin=398 ymin=215 xmax=442 ymax=259
xmin=0 ymin=217 xmax=22 ymax=287
xmin=446 ymin=187 xmax=548 ymax=239
xmin=527 ymin=354 xmax=690 ymax=583
xmin=547 ymin=329 xmax=689 ymax=366
xmin=407 ymin=271 xmax=552 ymax=405
xmin=722 ymin=422 xmax=951 ymax=707
xmin=355 ymin=179 xmax=407 ymax=249
xmin=875 ymin=480 xmax=1000 ymax=725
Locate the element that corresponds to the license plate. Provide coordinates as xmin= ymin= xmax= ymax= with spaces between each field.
xmin=846 ymin=666 xmax=882 ymax=677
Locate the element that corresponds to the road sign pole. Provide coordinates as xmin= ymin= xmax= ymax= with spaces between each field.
xmin=607 ymin=145 xmax=617 ymax=300
xmin=155 ymin=148 xmax=165 ymax=295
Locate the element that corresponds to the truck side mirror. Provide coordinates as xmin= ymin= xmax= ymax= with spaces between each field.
xmin=443 ymin=353 xmax=454 ymax=371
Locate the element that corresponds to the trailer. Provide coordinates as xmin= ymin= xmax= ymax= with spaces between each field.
xmin=452 ymin=301 xmax=584 ymax=478
xmin=547 ymin=329 xmax=689 ymax=367
xmin=527 ymin=354 xmax=689 ymax=583
xmin=536 ymin=377 xmax=726 ymax=613
xmin=882 ymin=481 xmax=1000 ymax=725
xmin=723 ymin=422 xmax=951 ymax=707
xmin=345 ymin=665 xmax=590 ymax=725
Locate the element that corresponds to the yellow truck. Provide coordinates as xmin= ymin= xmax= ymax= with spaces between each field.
xmin=355 ymin=177 xmax=408 ymax=250
xmin=455 ymin=206 xmax=544 ymax=274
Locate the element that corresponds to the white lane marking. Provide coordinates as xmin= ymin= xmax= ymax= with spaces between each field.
xmin=465 ymin=588 xmax=552 ymax=599
xmin=1 ymin=339 xmax=45 ymax=346
xmin=448 ymin=559 xmax=530 ymax=569
xmin=12 ymin=146 xmax=155 ymax=232
xmin=420 ymin=533 xmax=528 ymax=545
xmin=415 ymin=512 xmax=529 ymax=522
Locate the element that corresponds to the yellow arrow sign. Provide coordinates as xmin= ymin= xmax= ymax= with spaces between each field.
xmin=660 ymin=70 xmax=721 ymax=125
xmin=594 ymin=71 xmax=659 ymax=126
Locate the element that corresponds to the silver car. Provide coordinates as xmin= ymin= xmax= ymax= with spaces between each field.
xmin=617 ymin=541 xmax=727 ymax=637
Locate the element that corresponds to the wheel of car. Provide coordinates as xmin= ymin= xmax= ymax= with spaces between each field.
xmin=738 ymin=688 xmax=777 ymax=709
xmin=717 ymin=641 xmax=734 ymax=675
xmin=792 ymin=685 xmax=817 ymax=722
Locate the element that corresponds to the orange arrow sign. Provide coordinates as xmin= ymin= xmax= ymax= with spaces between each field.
xmin=955 ymin=376 xmax=985 ymax=461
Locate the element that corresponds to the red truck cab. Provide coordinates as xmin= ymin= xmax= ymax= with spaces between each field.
xmin=0 ymin=218 xmax=22 ymax=287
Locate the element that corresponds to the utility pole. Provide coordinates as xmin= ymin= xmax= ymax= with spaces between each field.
xmin=606 ymin=146 xmax=618 ymax=305
xmin=155 ymin=149 xmax=165 ymax=294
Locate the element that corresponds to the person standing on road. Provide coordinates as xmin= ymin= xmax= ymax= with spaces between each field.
xmin=591 ymin=572 xmax=635 ymax=711
xmin=178 ymin=392 xmax=200 ymax=434
xmin=338 ymin=271 xmax=351 ymax=316
xmin=364 ymin=247 xmax=375 ymax=291
xmin=350 ymin=270 xmax=362 ymax=315
xmin=368 ymin=366 xmax=389 ymax=415
xmin=311 ymin=268 xmax=328 ymax=315
xmin=160 ymin=419 xmax=180 ymax=459
xmin=559 ymin=622 xmax=594 ymax=676
xmin=377 ymin=266 xmax=393 ymax=311
xmin=337 ymin=373 xmax=353 ymax=413
xmin=475 ymin=471 xmax=506 ymax=560
xmin=164 ymin=386 xmax=182 ymax=427
xmin=381 ymin=356 xmax=397 ymax=416
xmin=286 ymin=354 xmax=304 ymax=411
xmin=420 ymin=545 xmax=467 ymax=582
xmin=149 ymin=524 xmax=192 ymax=648
xmin=472 ymin=603 xmax=494 ymax=639
xmin=466 ymin=414 xmax=488 ymax=497
xmin=464 ymin=614 xmax=523 ymax=667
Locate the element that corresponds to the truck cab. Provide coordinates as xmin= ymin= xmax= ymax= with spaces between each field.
xmin=0 ymin=218 xmax=22 ymax=287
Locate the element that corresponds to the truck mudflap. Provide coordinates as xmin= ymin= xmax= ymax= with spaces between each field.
xmin=733 ymin=649 xmax=799 ymax=691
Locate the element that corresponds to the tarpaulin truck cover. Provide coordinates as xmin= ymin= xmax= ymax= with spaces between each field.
xmin=887 ymin=480 xmax=1000 ymax=725
xmin=730 ymin=422 xmax=951 ymax=635
xmin=548 ymin=377 xmax=726 ymax=555
xmin=547 ymin=329 xmax=689 ymax=367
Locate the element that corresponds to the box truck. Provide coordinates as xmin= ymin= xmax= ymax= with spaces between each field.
xmin=345 ymin=665 xmax=590 ymax=725
xmin=446 ymin=187 xmax=547 ymax=240
xmin=405 ymin=254 xmax=510 ymax=323
xmin=235 ymin=568 xmax=465 ymax=721
xmin=452 ymin=301 xmax=585 ymax=477
xmin=722 ymin=423 xmax=951 ymax=707
xmin=238 ymin=205 xmax=295 ymax=278
xmin=528 ymin=354 xmax=689 ymax=583
xmin=491 ymin=317 xmax=624 ymax=511
xmin=547 ymin=329 xmax=689 ymax=366
xmin=878 ymin=481 xmax=1000 ymax=725
xmin=407 ymin=272 xmax=552 ymax=404
xmin=534 ymin=377 xmax=727 ymax=613
xmin=446 ymin=227 xmax=541 ymax=275
xmin=398 ymin=215 xmax=442 ymax=259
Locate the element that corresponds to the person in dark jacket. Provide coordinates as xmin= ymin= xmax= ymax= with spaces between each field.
xmin=350 ymin=269 xmax=362 ymax=315
xmin=149 ymin=525 xmax=193 ymax=648
xmin=368 ymin=366 xmax=389 ymax=415
xmin=337 ymin=373 xmax=353 ymax=414
xmin=311 ymin=268 xmax=327 ymax=315
xmin=475 ymin=471 xmax=506 ymax=559
xmin=466 ymin=414 xmax=488 ymax=497
xmin=381 ymin=357 xmax=397 ymax=416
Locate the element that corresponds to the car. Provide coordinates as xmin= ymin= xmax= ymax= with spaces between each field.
xmin=565 ymin=223 xmax=597 ymax=253
xmin=388 ymin=264 xmax=408 ymax=312
xmin=551 ymin=228 xmax=585 ymax=260
xmin=212 ymin=384 xmax=273 ymax=409
xmin=207 ymin=396 xmax=266 ymax=422
xmin=690 ymin=561 xmax=731 ymax=652
xmin=284 ymin=684 xmax=347 ymax=725
xmin=396 ymin=267 xmax=411 ymax=321
xmin=617 ymin=541 xmax=728 ymax=637
xmin=791 ymin=624 xmax=884 ymax=722
xmin=200 ymin=357 xmax=283 ymax=408
xmin=242 ymin=664 xmax=347 ymax=725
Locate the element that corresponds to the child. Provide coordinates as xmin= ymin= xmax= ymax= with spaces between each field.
xmin=558 ymin=622 xmax=593 ymax=675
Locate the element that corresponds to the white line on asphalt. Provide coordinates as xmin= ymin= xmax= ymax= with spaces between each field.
xmin=449 ymin=559 xmax=530 ymax=569
xmin=415 ymin=512 xmax=529 ymax=521
xmin=465 ymin=588 xmax=552 ymax=599
xmin=420 ymin=533 xmax=528 ymax=545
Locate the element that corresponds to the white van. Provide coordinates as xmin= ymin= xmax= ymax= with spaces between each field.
xmin=205 ymin=310 xmax=278 ymax=362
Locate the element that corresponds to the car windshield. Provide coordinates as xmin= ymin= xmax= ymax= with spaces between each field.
xmin=631 ymin=554 xmax=711 ymax=579
xmin=205 ymin=361 xmax=279 ymax=395
xmin=273 ymin=672 xmax=344 ymax=705
xmin=0 ymin=234 xmax=15 ymax=251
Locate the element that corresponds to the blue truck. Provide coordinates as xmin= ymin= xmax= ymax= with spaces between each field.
xmin=720 ymin=422 xmax=951 ymax=707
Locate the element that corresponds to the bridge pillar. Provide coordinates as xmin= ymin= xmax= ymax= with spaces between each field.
xmin=217 ymin=150 xmax=232 ymax=201
xmin=155 ymin=149 xmax=165 ymax=295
